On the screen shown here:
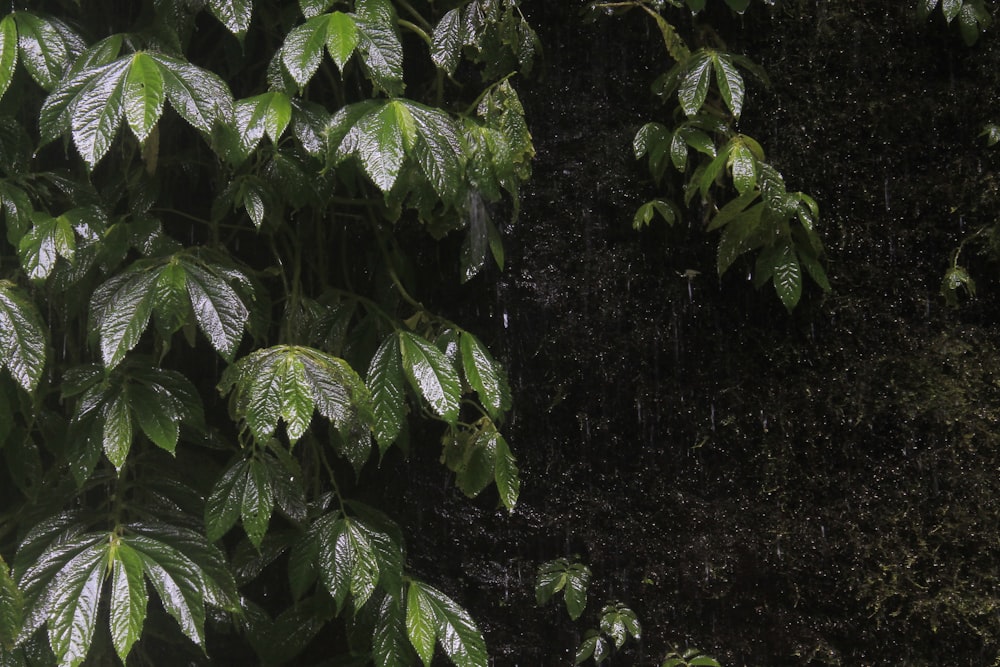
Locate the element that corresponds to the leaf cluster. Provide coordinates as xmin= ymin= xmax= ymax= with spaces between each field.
xmin=0 ymin=1 xmax=534 ymax=666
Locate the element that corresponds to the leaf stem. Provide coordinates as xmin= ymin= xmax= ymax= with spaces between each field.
xmin=398 ymin=19 xmax=432 ymax=48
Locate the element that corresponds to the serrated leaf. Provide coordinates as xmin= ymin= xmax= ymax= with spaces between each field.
xmin=712 ymin=52 xmax=744 ymax=118
xmin=678 ymin=51 xmax=712 ymax=117
xmin=47 ymin=543 xmax=107 ymax=667
xmin=103 ymin=393 xmax=133 ymax=470
xmin=0 ymin=283 xmax=47 ymax=393
xmin=181 ymin=261 xmax=249 ymax=361
xmin=773 ymin=242 xmax=802 ymax=311
xmin=432 ymin=9 xmax=462 ymax=75
xmin=124 ymin=53 xmax=164 ymax=143
xmin=94 ymin=271 xmax=156 ymax=368
xmin=354 ymin=102 xmax=405 ymax=191
xmin=300 ymin=0 xmax=336 ymax=18
xmin=15 ymin=13 xmax=72 ymax=90
xmin=460 ymin=332 xmax=510 ymax=419
xmin=327 ymin=12 xmax=359 ymax=72
xmin=298 ymin=346 xmax=368 ymax=428
xmin=71 ymin=58 xmax=129 ymax=168
xmin=208 ymin=0 xmax=252 ymax=37
xmin=405 ymin=101 xmax=465 ymax=203
xmin=399 ymin=332 xmax=461 ymax=424
xmin=19 ymin=215 xmax=61 ymax=282
xmin=406 ymin=583 xmax=437 ymax=667
xmin=130 ymin=382 xmax=180 ymax=453
xmin=0 ymin=17 xmax=18 ymax=104
xmin=355 ymin=0 xmax=405 ymax=96
xmin=367 ymin=335 xmax=406 ymax=451
xmin=282 ymin=15 xmax=329 ymax=88
xmin=375 ymin=591 xmax=414 ymax=667
xmin=410 ymin=581 xmax=487 ymax=667
xmin=242 ymin=457 xmax=275 ymax=548
xmin=205 ymin=458 xmax=249 ymax=542
xmin=493 ymin=434 xmax=519 ymax=511
xmin=126 ymin=535 xmax=206 ymax=648
xmin=109 ymin=543 xmax=147 ymax=663
xmin=151 ymin=53 xmax=233 ymax=135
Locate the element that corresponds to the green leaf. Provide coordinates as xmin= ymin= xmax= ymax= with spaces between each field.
xmin=688 ymin=657 xmax=722 ymax=667
xmin=109 ymin=543 xmax=147 ymax=663
xmin=599 ymin=604 xmax=640 ymax=648
xmin=411 ymin=582 xmax=487 ymax=667
xmin=243 ymin=457 xmax=275 ymax=548
xmin=102 ymin=393 xmax=133 ymax=470
xmin=942 ymin=0 xmax=962 ymax=22
xmin=367 ymin=334 xmax=407 ymax=452
xmin=493 ymin=433 xmax=519 ymax=511
xmin=327 ymin=12 xmax=359 ymax=72
xmin=374 ymin=591 xmax=414 ymax=667
xmin=773 ymin=242 xmax=802 ymax=312
xmin=0 ymin=17 xmax=18 ymax=104
xmin=0 ymin=283 xmax=47 ymax=393
xmin=678 ymin=51 xmax=712 ymax=117
xmin=282 ymin=15 xmax=329 ymax=88
xmin=130 ymin=382 xmax=180 ymax=453
xmin=15 ymin=13 xmax=75 ymax=90
xmin=728 ymin=140 xmax=757 ymax=194
xmin=47 ymin=543 xmax=108 ymax=667
xmin=354 ymin=102 xmax=405 ymax=191
xmin=181 ymin=260 xmax=250 ymax=361
xmin=0 ymin=556 xmax=23 ymax=650
xmin=405 ymin=101 xmax=465 ymax=203
xmin=126 ymin=534 xmax=207 ymax=648
xmin=151 ymin=53 xmax=233 ymax=135
xmin=207 ymin=0 xmax=253 ymax=37
xmin=19 ymin=213 xmax=76 ymax=282
xmin=563 ymin=564 xmax=590 ymax=621
xmin=355 ymin=0 xmax=405 ymax=96
xmin=918 ymin=0 xmax=941 ymax=20
xmin=399 ymin=331 xmax=461 ymax=424
xmin=71 ymin=58 xmax=129 ymax=168
xmin=406 ymin=583 xmax=437 ymax=667
xmin=460 ymin=332 xmax=510 ymax=419
xmin=93 ymin=271 xmax=156 ymax=368
xmin=432 ymin=9 xmax=462 ymax=75
xmin=712 ymin=52 xmax=744 ymax=118
xmin=124 ymin=53 xmax=164 ymax=143
xmin=205 ymin=458 xmax=250 ymax=542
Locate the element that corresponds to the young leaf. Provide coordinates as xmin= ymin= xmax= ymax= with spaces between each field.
xmin=326 ymin=12 xmax=359 ymax=72
xmin=0 ymin=282 xmax=47 ymax=393
xmin=109 ymin=543 xmax=147 ymax=663
xmin=459 ymin=332 xmax=510 ymax=419
xmin=282 ymin=15 xmax=330 ymax=88
xmin=398 ymin=331 xmax=461 ymax=424
xmin=124 ymin=53 xmax=165 ymax=144
xmin=367 ymin=334 xmax=407 ymax=451
xmin=0 ymin=16 xmax=18 ymax=104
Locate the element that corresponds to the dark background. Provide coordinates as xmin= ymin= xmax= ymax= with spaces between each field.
xmin=395 ymin=2 xmax=1000 ymax=664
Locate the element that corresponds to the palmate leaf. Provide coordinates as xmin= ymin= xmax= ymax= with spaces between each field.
xmin=0 ymin=282 xmax=47 ymax=393
xmin=398 ymin=331 xmax=461 ymax=424
xmin=219 ymin=345 xmax=370 ymax=443
xmin=406 ymin=581 xmax=487 ymax=667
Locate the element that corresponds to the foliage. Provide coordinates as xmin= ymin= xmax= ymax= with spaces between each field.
xmin=661 ymin=647 xmax=722 ymax=667
xmin=0 ymin=1 xmax=535 ymax=665
xmin=595 ymin=0 xmax=829 ymax=311
xmin=918 ymin=0 xmax=992 ymax=45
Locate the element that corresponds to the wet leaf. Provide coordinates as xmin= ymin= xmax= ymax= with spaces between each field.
xmin=405 ymin=101 xmax=465 ymax=203
xmin=711 ymin=52 xmax=744 ymax=118
xmin=678 ymin=51 xmax=712 ymax=117
xmin=406 ymin=583 xmax=436 ymax=666
xmin=327 ymin=12 xmax=358 ymax=72
xmin=367 ymin=334 xmax=407 ymax=452
xmin=242 ymin=457 xmax=275 ymax=548
xmin=493 ymin=433 xmax=519 ymax=511
xmin=0 ymin=282 xmax=47 ymax=393
xmin=47 ymin=543 xmax=108 ymax=667
xmin=182 ymin=260 xmax=249 ymax=361
xmin=399 ymin=331 xmax=461 ymax=424
xmin=102 ymin=393 xmax=133 ymax=470
xmin=207 ymin=0 xmax=252 ymax=37
xmin=432 ymin=9 xmax=462 ymax=75
xmin=282 ymin=15 xmax=330 ymax=87
xmin=205 ymin=458 xmax=250 ymax=542
xmin=943 ymin=0 xmax=961 ymax=23
xmin=71 ymin=58 xmax=129 ymax=168
xmin=151 ymin=53 xmax=233 ymax=135
xmin=459 ymin=332 xmax=509 ymax=418
xmin=92 ymin=270 xmax=156 ymax=368
xmin=355 ymin=0 xmax=404 ymax=96
xmin=124 ymin=53 xmax=164 ymax=144
xmin=130 ymin=382 xmax=180 ymax=453
xmin=728 ymin=140 xmax=756 ymax=194
xmin=109 ymin=543 xmax=147 ymax=663
xmin=409 ymin=581 xmax=487 ymax=667
xmin=374 ymin=591 xmax=414 ymax=667
xmin=355 ymin=102 xmax=405 ymax=191
xmin=773 ymin=242 xmax=802 ymax=312
xmin=0 ymin=17 xmax=17 ymax=104
xmin=0 ymin=556 xmax=23 ymax=649
xmin=15 ymin=13 xmax=74 ymax=90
